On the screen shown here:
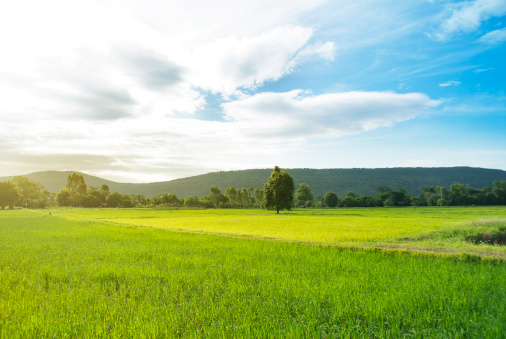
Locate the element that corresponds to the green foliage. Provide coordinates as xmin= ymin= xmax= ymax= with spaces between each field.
xmin=0 ymin=180 xmax=19 ymax=208
xmin=295 ymin=183 xmax=314 ymax=206
xmin=4 ymin=170 xmax=506 ymax=209
xmin=11 ymin=176 xmax=50 ymax=208
xmin=56 ymin=189 xmax=71 ymax=206
xmin=81 ymin=193 xmax=102 ymax=208
xmin=65 ymin=173 xmax=87 ymax=207
xmin=263 ymin=166 xmax=295 ymax=213
xmin=184 ymin=195 xmax=200 ymax=207
xmin=4 ymin=167 xmax=505 ymax=199
xmin=151 ymin=192 xmax=182 ymax=207
xmin=323 ymin=192 xmax=339 ymax=207
xmin=254 ymin=188 xmax=264 ymax=208
xmin=106 ymin=192 xmax=124 ymax=208
xmin=225 ymin=186 xmax=238 ymax=206
xmin=466 ymin=228 xmax=506 ymax=245
xmin=460 ymin=220 xmax=506 ymax=245
xmin=209 ymin=186 xmax=223 ymax=208
xmin=198 ymin=195 xmax=215 ymax=208
xmin=340 ymin=196 xmax=357 ymax=207
xmin=224 ymin=186 xmax=255 ymax=208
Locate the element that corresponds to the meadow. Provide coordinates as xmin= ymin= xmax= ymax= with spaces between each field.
xmin=1 ymin=207 xmax=505 ymax=337
xmin=55 ymin=206 xmax=506 ymax=257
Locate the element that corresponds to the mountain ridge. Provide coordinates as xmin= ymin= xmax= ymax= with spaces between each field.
xmin=1 ymin=167 xmax=505 ymax=199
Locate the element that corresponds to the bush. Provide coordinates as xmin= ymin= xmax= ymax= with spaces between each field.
xmin=465 ymin=227 xmax=506 ymax=245
xmin=323 ymin=192 xmax=339 ymax=207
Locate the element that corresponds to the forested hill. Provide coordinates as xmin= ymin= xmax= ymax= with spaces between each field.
xmin=2 ymin=167 xmax=506 ymax=199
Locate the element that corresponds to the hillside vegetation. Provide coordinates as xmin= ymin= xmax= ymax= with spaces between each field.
xmin=2 ymin=167 xmax=505 ymax=198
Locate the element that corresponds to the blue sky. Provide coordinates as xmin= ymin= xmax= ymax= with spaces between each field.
xmin=0 ymin=0 xmax=505 ymax=182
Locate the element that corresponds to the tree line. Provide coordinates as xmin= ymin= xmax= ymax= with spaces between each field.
xmin=1 ymin=168 xmax=505 ymax=211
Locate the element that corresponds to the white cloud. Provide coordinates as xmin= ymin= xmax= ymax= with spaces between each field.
xmin=473 ymin=67 xmax=493 ymax=72
xmin=439 ymin=80 xmax=462 ymax=87
xmin=129 ymin=0 xmax=327 ymax=43
xmin=222 ymin=90 xmax=441 ymax=139
xmin=438 ymin=0 xmax=506 ymax=37
xmin=0 ymin=89 xmax=440 ymax=182
xmin=1 ymin=0 xmax=503 ymax=181
xmin=477 ymin=27 xmax=506 ymax=43
xmin=186 ymin=26 xmax=313 ymax=95
xmin=0 ymin=1 xmax=336 ymax=120
xmin=294 ymin=41 xmax=337 ymax=62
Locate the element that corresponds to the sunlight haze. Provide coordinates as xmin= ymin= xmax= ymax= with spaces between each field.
xmin=1 ymin=0 xmax=505 ymax=183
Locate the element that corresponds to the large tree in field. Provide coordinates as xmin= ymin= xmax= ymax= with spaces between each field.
xmin=263 ymin=166 xmax=295 ymax=214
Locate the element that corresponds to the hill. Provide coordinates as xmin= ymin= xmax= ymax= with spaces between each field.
xmin=2 ymin=167 xmax=506 ymax=198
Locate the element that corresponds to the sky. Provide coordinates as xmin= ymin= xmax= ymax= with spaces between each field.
xmin=0 ymin=0 xmax=505 ymax=183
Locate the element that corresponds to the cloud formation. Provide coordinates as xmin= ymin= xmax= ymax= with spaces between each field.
xmin=439 ymin=80 xmax=462 ymax=87
xmin=0 ymin=0 xmax=504 ymax=182
xmin=223 ymin=91 xmax=441 ymax=139
xmin=186 ymin=26 xmax=314 ymax=95
xmin=477 ymin=27 xmax=506 ymax=43
xmin=438 ymin=0 xmax=506 ymax=36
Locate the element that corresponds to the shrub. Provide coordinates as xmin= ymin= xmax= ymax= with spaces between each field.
xmin=465 ymin=227 xmax=506 ymax=245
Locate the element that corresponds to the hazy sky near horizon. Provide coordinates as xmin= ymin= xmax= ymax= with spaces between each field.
xmin=1 ymin=0 xmax=505 ymax=183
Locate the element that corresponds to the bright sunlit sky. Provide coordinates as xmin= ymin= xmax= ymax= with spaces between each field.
xmin=1 ymin=0 xmax=505 ymax=183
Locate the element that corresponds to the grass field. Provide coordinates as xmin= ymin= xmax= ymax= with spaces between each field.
xmin=1 ymin=207 xmax=505 ymax=337
xmin=54 ymin=206 xmax=506 ymax=257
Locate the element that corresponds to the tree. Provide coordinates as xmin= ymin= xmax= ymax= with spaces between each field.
xmin=225 ymin=187 xmax=239 ymax=206
xmin=184 ymin=195 xmax=200 ymax=207
xmin=66 ymin=173 xmax=87 ymax=207
xmin=0 ymin=181 xmax=19 ymax=209
xmin=81 ymin=194 xmax=102 ymax=208
xmin=345 ymin=191 xmax=356 ymax=198
xmin=239 ymin=187 xmax=254 ymax=207
xmin=98 ymin=185 xmax=110 ymax=203
xmin=323 ymin=192 xmax=339 ymax=207
xmin=209 ymin=186 xmax=223 ymax=208
xmin=122 ymin=194 xmax=133 ymax=208
xmin=56 ymin=189 xmax=71 ymax=206
xmin=493 ymin=180 xmax=506 ymax=204
xmin=254 ymin=188 xmax=264 ymax=208
xmin=295 ymin=183 xmax=313 ymax=206
xmin=11 ymin=176 xmax=50 ymax=208
xmin=106 ymin=192 xmax=124 ymax=208
xmin=263 ymin=166 xmax=295 ymax=214
xmin=131 ymin=194 xmax=148 ymax=207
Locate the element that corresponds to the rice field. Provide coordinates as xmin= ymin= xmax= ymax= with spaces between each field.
xmin=55 ymin=206 xmax=506 ymax=257
xmin=1 ymin=207 xmax=505 ymax=337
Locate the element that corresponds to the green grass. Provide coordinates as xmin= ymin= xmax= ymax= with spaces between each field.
xmin=54 ymin=206 xmax=506 ymax=257
xmin=1 ymin=208 xmax=506 ymax=337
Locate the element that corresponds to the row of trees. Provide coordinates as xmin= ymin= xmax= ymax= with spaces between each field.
xmin=292 ymin=180 xmax=506 ymax=208
xmin=417 ymin=181 xmax=506 ymax=206
xmin=51 ymin=173 xmax=265 ymax=209
xmin=2 ymin=168 xmax=506 ymax=211
xmin=0 ymin=176 xmax=51 ymax=208
xmin=55 ymin=173 xmax=132 ymax=208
